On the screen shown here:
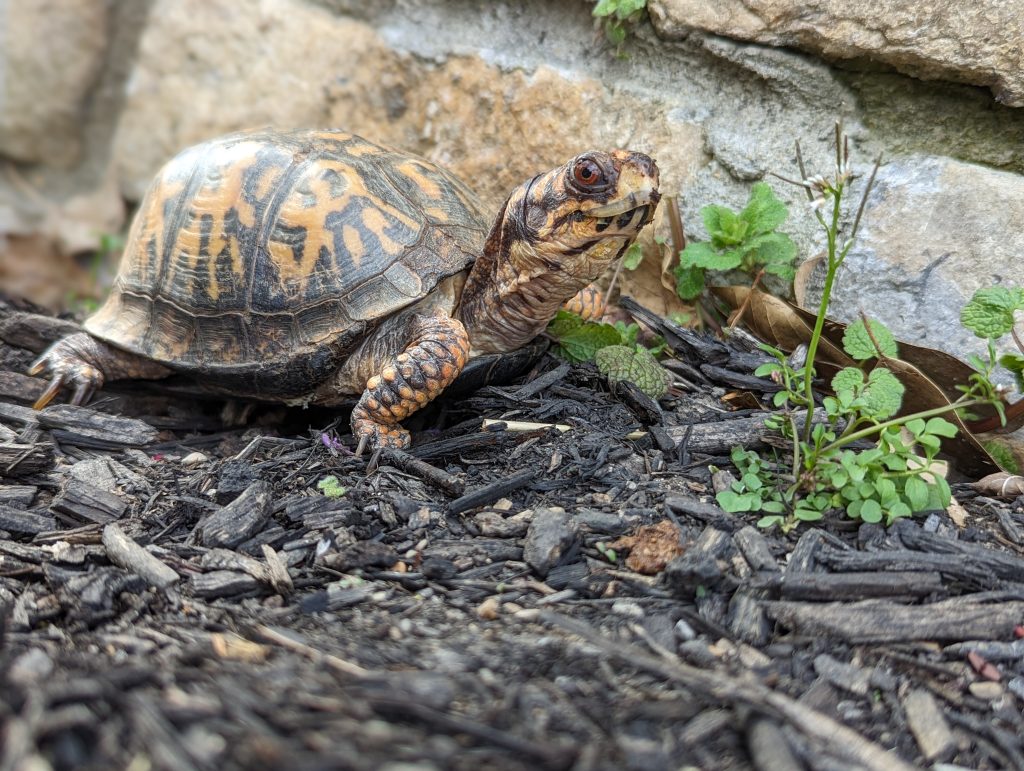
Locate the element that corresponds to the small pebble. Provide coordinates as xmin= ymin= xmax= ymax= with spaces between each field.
xmin=1007 ymin=677 xmax=1024 ymax=700
xmin=477 ymin=597 xmax=501 ymax=620
xmin=968 ymin=681 xmax=1005 ymax=700
xmin=182 ymin=451 xmax=209 ymax=467
xmin=8 ymin=648 xmax=53 ymax=686
xmin=674 ymin=619 xmax=697 ymax=642
xmin=611 ymin=600 xmax=644 ymax=619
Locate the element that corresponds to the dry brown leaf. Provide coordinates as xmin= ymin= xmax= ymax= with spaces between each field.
xmin=609 ymin=519 xmax=685 ymax=575
xmin=792 ymin=252 xmax=825 ymax=309
xmin=712 ymin=286 xmax=853 ymax=373
xmin=970 ymin=472 xmax=1024 ymax=498
xmin=211 ymin=632 xmax=271 ymax=663
xmin=946 ymin=497 xmax=969 ymax=528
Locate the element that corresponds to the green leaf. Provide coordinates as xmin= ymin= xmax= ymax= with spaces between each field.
xmin=858 ymin=499 xmax=883 ymax=523
xmin=622 ymin=242 xmax=645 ymax=270
xmin=674 ymin=264 xmax=706 ymax=300
xmin=553 ymin=321 xmax=624 ymax=362
xmin=595 ymin=345 xmax=672 ymax=398
xmin=961 ymin=286 xmax=1024 ymax=339
xmin=831 ymin=367 xmax=864 ymax=395
xmin=613 ymin=321 xmax=640 ymax=345
xmin=861 ymin=367 xmax=905 ymax=420
xmin=886 ymin=501 xmax=912 ymax=522
xmin=757 ymin=515 xmax=785 ymax=529
xmin=718 ymin=489 xmax=756 ymax=512
xmin=843 ymin=318 xmax=898 ymax=360
xmin=794 ymin=506 xmax=824 ymax=522
xmin=904 ymin=476 xmax=929 ymax=511
xmin=548 ymin=309 xmax=583 ymax=338
xmin=317 ymin=475 xmax=347 ymax=499
xmin=702 ymin=205 xmax=742 ymax=244
xmin=680 ymin=241 xmax=739 ymax=270
xmin=739 ymin=182 xmax=790 ymax=236
xmin=924 ymin=417 xmax=958 ymax=438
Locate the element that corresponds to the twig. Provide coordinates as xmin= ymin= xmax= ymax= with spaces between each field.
xmin=255 ymin=624 xmax=372 ymax=678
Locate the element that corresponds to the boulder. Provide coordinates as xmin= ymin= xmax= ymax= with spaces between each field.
xmin=649 ymin=0 xmax=1024 ymax=107
xmin=0 ymin=0 xmax=109 ymax=166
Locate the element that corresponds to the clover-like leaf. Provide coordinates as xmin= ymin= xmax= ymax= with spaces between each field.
xmin=843 ymin=318 xmax=898 ymax=360
xmin=595 ymin=344 xmax=672 ymax=398
xmin=831 ymin=366 xmax=864 ymax=396
xmin=861 ymin=367 xmax=904 ymax=419
xmin=961 ymin=286 xmax=1024 ymax=339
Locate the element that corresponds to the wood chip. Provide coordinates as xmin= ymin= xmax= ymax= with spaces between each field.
xmin=903 ymin=688 xmax=955 ymax=762
xmin=102 ymin=523 xmax=179 ymax=589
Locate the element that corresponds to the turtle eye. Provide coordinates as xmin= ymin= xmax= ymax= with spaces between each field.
xmin=573 ymin=159 xmax=604 ymax=188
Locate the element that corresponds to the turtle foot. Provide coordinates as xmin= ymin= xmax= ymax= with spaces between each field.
xmin=29 ymin=335 xmax=107 ymax=409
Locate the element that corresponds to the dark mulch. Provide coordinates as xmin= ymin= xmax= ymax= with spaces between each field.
xmin=1 ymin=300 xmax=1023 ymax=771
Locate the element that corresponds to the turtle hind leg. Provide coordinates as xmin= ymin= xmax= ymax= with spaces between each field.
xmin=350 ymin=312 xmax=470 ymax=453
xmin=29 ymin=332 xmax=171 ymax=409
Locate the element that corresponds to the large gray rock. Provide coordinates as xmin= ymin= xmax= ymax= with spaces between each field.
xmin=649 ymin=0 xmax=1024 ymax=107
xmin=820 ymin=155 xmax=1024 ymax=370
xmin=0 ymin=0 xmax=109 ymax=166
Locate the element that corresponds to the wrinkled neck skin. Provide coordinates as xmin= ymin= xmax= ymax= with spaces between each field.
xmin=457 ymin=222 xmax=630 ymax=355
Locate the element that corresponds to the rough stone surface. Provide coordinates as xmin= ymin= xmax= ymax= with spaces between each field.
xmin=523 ymin=507 xmax=579 ymax=579
xmin=0 ymin=0 xmax=110 ymax=165
xmin=649 ymin=0 xmax=1024 ymax=107
xmin=819 ymin=156 xmax=1024 ymax=369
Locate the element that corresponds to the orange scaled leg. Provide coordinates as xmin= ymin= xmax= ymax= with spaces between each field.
xmin=562 ymin=284 xmax=606 ymax=321
xmin=351 ymin=312 xmax=470 ymax=454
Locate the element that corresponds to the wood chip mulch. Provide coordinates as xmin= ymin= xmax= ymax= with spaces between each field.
xmin=1 ymin=298 xmax=1022 ymax=771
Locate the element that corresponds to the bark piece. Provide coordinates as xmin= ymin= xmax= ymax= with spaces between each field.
xmin=195 ymin=480 xmax=272 ymax=549
xmin=102 ymin=523 xmax=179 ymax=589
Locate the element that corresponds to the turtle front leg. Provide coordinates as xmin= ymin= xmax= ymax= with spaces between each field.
xmin=29 ymin=333 xmax=171 ymax=409
xmin=562 ymin=284 xmax=606 ymax=321
xmin=351 ymin=312 xmax=470 ymax=453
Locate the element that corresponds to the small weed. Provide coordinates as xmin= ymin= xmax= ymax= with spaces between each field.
xmin=317 ymin=475 xmax=347 ymax=498
xmin=592 ymin=0 xmax=648 ymax=52
xmin=712 ymin=123 xmax=1010 ymax=531
xmin=673 ymin=182 xmax=797 ymax=300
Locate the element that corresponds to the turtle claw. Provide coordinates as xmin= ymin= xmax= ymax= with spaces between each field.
xmin=33 ymin=375 xmax=66 ymax=410
xmin=28 ymin=341 xmax=105 ymax=411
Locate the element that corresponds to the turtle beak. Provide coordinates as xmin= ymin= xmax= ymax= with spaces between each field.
xmin=585 ymin=187 xmax=660 ymax=218
xmin=585 ymin=187 xmax=661 ymax=234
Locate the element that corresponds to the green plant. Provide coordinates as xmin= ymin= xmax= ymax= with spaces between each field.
xmin=317 ymin=475 xmax=347 ymax=498
xmin=715 ymin=125 xmax=1009 ymax=532
xmin=547 ymin=309 xmax=670 ymax=398
xmin=673 ymin=182 xmax=797 ymax=300
xmin=592 ymin=0 xmax=648 ymax=50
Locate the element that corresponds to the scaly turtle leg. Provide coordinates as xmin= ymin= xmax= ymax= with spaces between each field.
xmin=562 ymin=284 xmax=606 ymax=321
xmin=351 ymin=312 xmax=470 ymax=453
xmin=29 ymin=333 xmax=171 ymax=409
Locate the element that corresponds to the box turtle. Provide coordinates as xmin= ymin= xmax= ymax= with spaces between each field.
xmin=31 ymin=129 xmax=660 ymax=450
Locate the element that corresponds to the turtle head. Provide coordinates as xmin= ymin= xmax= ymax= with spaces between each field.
xmin=488 ymin=150 xmax=661 ymax=279
xmin=458 ymin=150 xmax=659 ymax=354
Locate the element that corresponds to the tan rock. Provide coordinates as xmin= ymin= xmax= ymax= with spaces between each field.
xmin=0 ymin=0 xmax=109 ymax=166
xmin=649 ymin=0 xmax=1024 ymax=106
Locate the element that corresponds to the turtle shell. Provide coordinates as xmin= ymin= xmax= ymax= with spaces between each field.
xmin=85 ymin=129 xmax=488 ymax=398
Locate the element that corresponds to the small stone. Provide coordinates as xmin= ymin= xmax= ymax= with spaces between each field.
xmin=8 ymin=648 xmax=53 ymax=686
xmin=522 ymin=507 xmax=579 ymax=578
xmin=903 ymin=688 xmax=955 ymax=762
xmin=611 ymin=600 xmax=644 ymax=619
xmin=182 ymin=451 xmax=209 ymax=467
xmin=674 ymin=619 xmax=697 ymax=642
xmin=968 ymin=681 xmax=1005 ymax=701
xmin=477 ymin=597 xmax=501 ymax=620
